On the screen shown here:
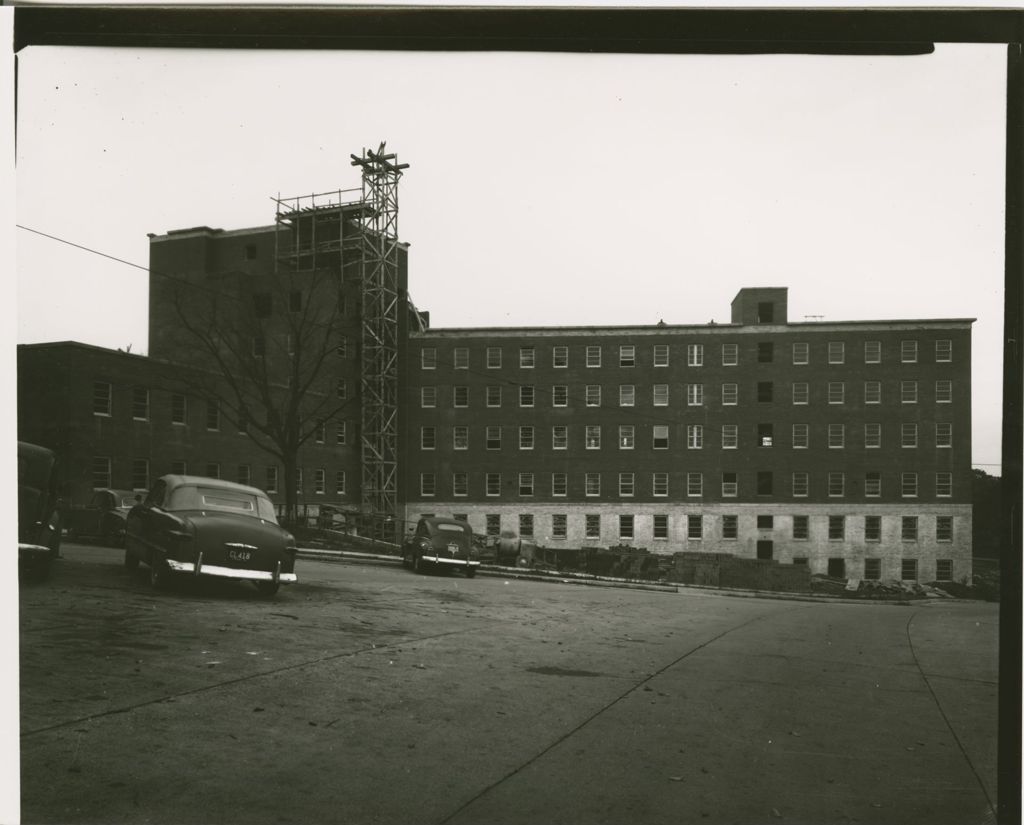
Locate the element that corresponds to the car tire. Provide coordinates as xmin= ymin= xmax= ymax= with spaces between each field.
xmin=124 ymin=548 xmax=139 ymax=572
xmin=256 ymin=581 xmax=280 ymax=598
xmin=149 ymin=556 xmax=172 ymax=590
xmin=465 ymin=567 xmax=477 ymax=579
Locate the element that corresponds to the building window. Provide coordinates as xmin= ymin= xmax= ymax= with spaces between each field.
xmin=586 ymin=426 xmax=601 ymax=449
xmin=421 ymin=427 xmax=436 ymax=450
xmin=792 ymin=472 xmax=808 ymax=497
xmin=251 ymin=336 xmax=266 ymax=358
xmin=519 ymin=346 xmax=535 ymax=368
xmin=792 ymin=342 xmax=809 ymax=365
xmin=620 ymin=346 xmax=635 ymax=367
xmin=865 ymin=471 xmax=882 ymax=498
xmin=334 ymin=379 xmax=347 ymax=400
xmin=864 ymin=558 xmax=881 ymax=580
xmin=619 ymin=514 xmax=635 ymax=540
xmin=828 ymin=382 xmax=845 ymax=405
xmin=935 ymin=380 xmax=952 ymax=403
xmin=828 ymin=472 xmax=845 ymax=497
xmin=688 ymin=344 xmax=704 ymax=366
xmin=901 ymin=472 xmax=919 ymax=498
xmin=552 ymin=513 xmax=568 ymax=538
xmin=310 ymin=420 xmax=324 ymax=444
xmin=553 ymin=346 xmax=568 ymax=368
xmin=519 ymin=386 xmax=535 ymax=407
xmin=334 ymin=421 xmax=347 ymax=446
xmin=723 ymin=515 xmax=738 ymax=539
xmin=901 ymin=558 xmax=918 ymax=581
xmin=935 ymin=559 xmax=953 ymax=581
xmin=901 ymin=381 xmax=918 ymax=404
xmin=130 ymin=459 xmax=149 ymax=491
xmin=486 ymin=514 xmax=501 ymax=536
xmin=252 ymin=290 xmax=270 ymax=315
xmin=585 ymin=473 xmax=601 ymax=497
xmin=171 ymin=460 xmax=186 ymax=475
xmin=619 ymin=473 xmax=635 ymax=497
xmin=485 ymin=385 xmax=501 ymax=407
xmin=336 ymin=337 xmax=348 ymax=358
xmin=586 ymin=346 xmax=602 ymax=368
xmin=519 ymin=426 xmax=535 ymax=450
xmin=453 ymin=386 xmax=469 ymax=408
xmin=486 ymin=426 xmax=502 ymax=450
xmin=619 ymin=425 xmax=635 ymax=449
xmin=586 ymin=385 xmax=601 ymax=407
xmin=722 ymin=343 xmax=738 ymax=366
xmin=758 ymin=423 xmax=774 ymax=448
xmin=722 ymin=472 xmax=738 ymax=497
xmin=828 ymin=341 xmax=845 ymax=364
xmin=792 ymin=423 xmax=809 ymax=449
xmin=936 ymin=423 xmax=953 ymax=448
xmin=335 ymin=471 xmax=346 ymax=495
xmin=453 ymin=426 xmax=469 ymax=450
xmin=863 ymin=340 xmax=881 ymax=364
xmin=552 ymin=473 xmax=567 ymax=497
xmin=421 ymin=387 xmax=436 ymax=408
xmin=314 ymin=469 xmax=326 ymax=495
xmin=793 ymin=515 xmax=809 ymax=540
xmin=864 ymin=381 xmax=881 ymax=404
xmin=92 ymin=382 xmax=113 ymax=416
xmin=902 ymin=516 xmax=918 ymax=541
xmin=487 ymin=347 xmax=502 ymax=368
xmin=653 ymin=514 xmax=669 ymax=540
xmin=171 ymin=394 xmax=187 ymax=425
xmin=585 ymin=514 xmax=601 ymax=538
xmin=901 ymin=340 xmax=918 ymax=363
xmin=722 ymin=383 xmax=738 ymax=405
xmin=722 ymin=424 xmax=738 ymax=449
xmin=687 ymin=473 xmax=703 ymax=497
xmin=552 ymin=385 xmax=568 ymax=407
xmin=91 ymin=456 xmax=111 ymax=488
xmin=486 ymin=473 xmax=501 ymax=496
xmin=756 ymin=515 xmax=774 ymax=529
xmin=792 ymin=382 xmax=808 ymax=405
xmin=687 ymin=424 xmax=703 ymax=450
xmin=757 ymin=342 xmax=773 ymax=363
xmin=452 ymin=347 xmax=469 ymax=369
xmin=653 ymin=472 xmax=669 ymax=497
xmin=757 ymin=302 xmax=774 ymax=323
xmin=237 ymin=464 xmax=251 ymax=486
xmin=687 ymin=384 xmax=704 ymax=406
xmin=265 ymin=466 xmax=278 ymax=494
xmin=619 ymin=385 xmax=636 ymax=407
xmin=936 ymin=516 xmax=953 ymax=542
xmin=828 ymin=424 xmax=845 ymax=449
xmin=132 ymin=387 xmax=149 ymax=421
xmin=421 ymin=348 xmax=437 ymax=369
xmin=687 ymin=515 xmax=703 ymax=539
xmin=935 ymin=339 xmax=952 ymax=362
xmin=756 ymin=472 xmax=773 ymax=496
xmin=653 ymin=384 xmax=669 ymax=406
xmin=901 ymin=423 xmax=918 ymax=448
xmin=756 ymin=382 xmax=773 ymax=402
xmin=865 ymin=515 xmax=881 ymax=542
xmin=654 ymin=344 xmax=670 ymax=367
xmin=653 ymin=426 xmax=669 ymax=450
xmin=552 ymin=425 xmax=568 ymax=450
xmin=518 ymin=473 xmax=534 ymax=496
xmin=936 ymin=472 xmax=953 ymax=497
xmin=520 ymin=514 xmax=534 ymax=538
xmin=452 ymin=473 xmax=468 ymax=497
xmin=828 ymin=515 xmax=845 ymax=540
xmin=864 ymin=423 xmax=881 ymax=448
xmin=206 ymin=463 xmax=221 ymax=480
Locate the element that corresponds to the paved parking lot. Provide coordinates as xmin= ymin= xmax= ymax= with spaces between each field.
xmin=18 ymin=544 xmax=999 ymax=825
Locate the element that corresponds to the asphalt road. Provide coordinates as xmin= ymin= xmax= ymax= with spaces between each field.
xmin=19 ymin=544 xmax=998 ymax=825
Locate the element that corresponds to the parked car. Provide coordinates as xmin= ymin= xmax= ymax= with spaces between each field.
xmin=65 ymin=489 xmax=137 ymax=546
xmin=401 ymin=517 xmax=479 ymax=576
xmin=18 ymin=441 xmax=62 ymax=580
xmin=125 ymin=475 xmax=297 ymax=596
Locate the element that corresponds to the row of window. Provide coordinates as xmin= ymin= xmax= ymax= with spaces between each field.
xmin=420 ymin=339 xmax=956 ymax=370
xmin=417 ymin=471 xmax=954 ymax=499
xmin=418 ymin=379 xmax=956 ymax=408
xmin=421 ymin=422 xmax=956 ymax=451
xmin=469 ymin=511 xmax=955 ymax=547
xmin=91 ymin=457 xmax=348 ymax=496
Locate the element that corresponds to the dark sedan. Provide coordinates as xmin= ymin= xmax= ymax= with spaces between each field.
xmin=65 ymin=489 xmax=137 ymax=546
xmin=125 ymin=475 xmax=297 ymax=596
xmin=18 ymin=441 xmax=62 ymax=580
xmin=401 ymin=517 xmax=478 ymax=577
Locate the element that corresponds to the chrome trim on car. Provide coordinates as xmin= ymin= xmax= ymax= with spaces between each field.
xmin=165 ymin=559 xmax=297 ymax=583
xmin=422 ymin=555 xmax=480 ymax=567
xmin=225 ymin=542 xmax=259 ymax=551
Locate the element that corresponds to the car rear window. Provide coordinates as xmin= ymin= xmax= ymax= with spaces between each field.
xmin=167 ymin=486 xmax=278 ymax=522
xmin=436 ymin=523 xmax=466 ymax=533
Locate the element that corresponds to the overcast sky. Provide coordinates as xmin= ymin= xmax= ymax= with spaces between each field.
xmin=13 ymin=43 xmax=1007 ymax=473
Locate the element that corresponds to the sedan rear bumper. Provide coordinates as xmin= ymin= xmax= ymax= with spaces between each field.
xmin=18 ymin=543 xmax=52 ymax=561
xmin=166 ymin=559 xmax=297 ymax=583
xmin=421 ymin=555 xmax=480 ymax=568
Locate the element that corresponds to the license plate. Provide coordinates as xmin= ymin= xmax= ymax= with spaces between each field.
xmin=228 ymin=549 xmax=253 ymax=562
xmin=447 ymin=543 xmax=459 ymax=556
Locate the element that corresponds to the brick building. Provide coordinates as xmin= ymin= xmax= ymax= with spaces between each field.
xmin=402 ymin=288 xmax=974 ymax=583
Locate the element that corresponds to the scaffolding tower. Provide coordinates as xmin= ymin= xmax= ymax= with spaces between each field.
xmin=350 ymin=144 xmax=408 ymax=523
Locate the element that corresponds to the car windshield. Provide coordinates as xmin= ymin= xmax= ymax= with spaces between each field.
xmin=165 ymin=486 xmax=278 ymax=522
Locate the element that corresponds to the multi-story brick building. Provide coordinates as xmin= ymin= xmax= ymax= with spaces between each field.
xmin=402 ymin=287 xmax=974 ymax=583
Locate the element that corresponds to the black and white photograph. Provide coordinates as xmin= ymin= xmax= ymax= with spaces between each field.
xmin=9 ymin=8 xmax=1019 ymax=825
